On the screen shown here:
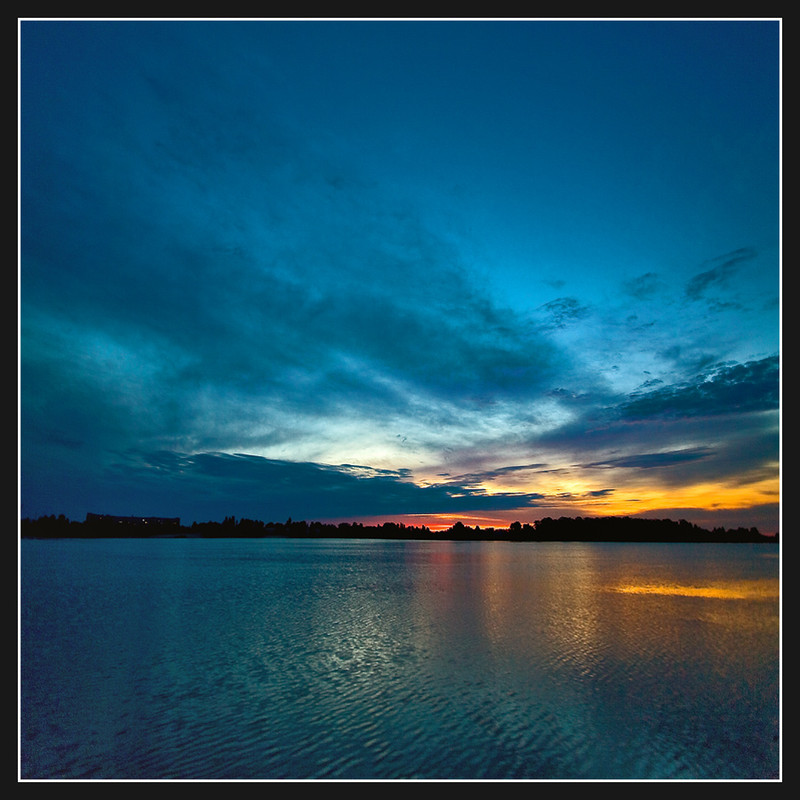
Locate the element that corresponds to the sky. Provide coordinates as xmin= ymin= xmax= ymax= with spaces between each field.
xmin=19 ymin=19 xmax=781 ymax=533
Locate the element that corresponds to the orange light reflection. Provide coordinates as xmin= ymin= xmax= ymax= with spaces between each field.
xmin=612 ymin=580 xmax=779 ymax=600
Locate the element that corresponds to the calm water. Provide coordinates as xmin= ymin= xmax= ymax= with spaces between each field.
xmin=20 ymin=538 xmax=780 ymax=780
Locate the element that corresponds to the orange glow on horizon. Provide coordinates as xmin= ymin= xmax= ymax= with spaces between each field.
xmin=587 ymin=477 xmax=779 ymax=517
xmin=326 ymin=473 xmax=778 ymax=533
xmin=466 ymin=468 xmax=778 ymax=515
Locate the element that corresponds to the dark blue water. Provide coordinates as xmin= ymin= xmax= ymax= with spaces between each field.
xmin=20 ymin=538 xmax=780 ymax=780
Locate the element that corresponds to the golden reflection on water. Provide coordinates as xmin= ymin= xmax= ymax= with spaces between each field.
xmin=611 ymin=579 xmax=779 ymax=600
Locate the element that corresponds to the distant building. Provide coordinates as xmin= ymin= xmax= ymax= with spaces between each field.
xmin=85 ymin=513 xmax=180 ymax=528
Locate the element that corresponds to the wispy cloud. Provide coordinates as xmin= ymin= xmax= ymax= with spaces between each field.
xmin=537 ymin=297 xmax=591 ymax=328
xmin=583 ymin=448 xmax=714 ymax=470
xmin=685 ymin=247 xmax=757 ymax=301
xmin=622 ymin=272 xmax=665 ymax=301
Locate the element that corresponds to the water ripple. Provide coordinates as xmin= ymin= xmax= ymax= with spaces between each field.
xmin=21 ymin=539 xmax=779 ymax=779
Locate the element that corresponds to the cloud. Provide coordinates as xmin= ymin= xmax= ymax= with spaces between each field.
xmin=21 ymin=20 xmax=580 ymax=481
xmin=618 ymin=355 xmax=778 ymax=420
xmin=537 ymin=297 xmax=591 ymax=328
xmin=98 ymin=450 xmax=547 ymax=523
xmin=622 ymin=272 xmax=665 ymax=300
xmin=685 ymin=247 xmax=757 ymax=301
xmin=435 ymin=462 xmax=552 ymax=491
xmin=583 ymin=448 xmax=713 ymax=470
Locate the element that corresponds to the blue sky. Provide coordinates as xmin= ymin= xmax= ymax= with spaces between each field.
xmin=19 ymin=19 xmax=781 ymax=532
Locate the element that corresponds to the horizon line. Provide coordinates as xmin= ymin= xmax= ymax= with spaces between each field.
xmin=22 ymin=511 xmax=778 ymax=538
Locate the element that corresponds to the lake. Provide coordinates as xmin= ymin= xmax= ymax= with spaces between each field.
xmin=20 ymin=537 xmax=780 ymax=780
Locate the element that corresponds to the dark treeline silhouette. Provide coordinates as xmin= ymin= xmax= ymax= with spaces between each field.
xmin=21 ymin=512 xmax=778 ymax=544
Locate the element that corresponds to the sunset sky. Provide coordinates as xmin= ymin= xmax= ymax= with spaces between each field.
xmin=19 ymin=19 xmax=781 ymax=532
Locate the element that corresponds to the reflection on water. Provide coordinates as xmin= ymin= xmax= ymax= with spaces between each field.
xmin=20 ymin=539 xmax=779 ymax=780
xmin=612 ymin=580 xmax=779 ymax=599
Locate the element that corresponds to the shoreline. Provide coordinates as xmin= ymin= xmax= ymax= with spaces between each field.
xmin=21 ymin=514 xmax=778 ymax=545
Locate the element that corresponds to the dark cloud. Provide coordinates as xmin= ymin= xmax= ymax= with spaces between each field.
xmin=622 ymin=272 xmax=665 ymax=300
xmin=584 ymin=448 xmax=713 ymax=470
xmin=654 ymin=348 xmax=721 ymax=377
xmin=685 ymin=247 xmax=757 ymax=300
xmin=437 ymin=463 xmax=551 ymax=490
xmin=618 ymin=355 xmax=778 ymax=420
xmin=537 ymin=297 xmax=591 ymax=328
xmin=20 ymin=20 xmax=573 ymax=478
xmin=97 ymin=450 xmax=547 ymax=523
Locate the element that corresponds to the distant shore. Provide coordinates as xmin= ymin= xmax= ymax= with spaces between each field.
xmin=21 ymin=513 xmax=778 ymax=544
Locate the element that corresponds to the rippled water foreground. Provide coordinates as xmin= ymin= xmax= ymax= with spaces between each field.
xmin=20 ymin=538 xmax=780 ymax=780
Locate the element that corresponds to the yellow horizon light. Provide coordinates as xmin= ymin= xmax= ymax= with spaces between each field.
xmin=468 ymin=470 xmax=777 ymax=517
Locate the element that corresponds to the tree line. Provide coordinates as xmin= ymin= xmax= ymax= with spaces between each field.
xmin=20 ymin=513 xmax=777 ymax=543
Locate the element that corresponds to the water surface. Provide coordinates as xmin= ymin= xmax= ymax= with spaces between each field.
xmin=20 ymin=538 xmax=780 ymax=779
